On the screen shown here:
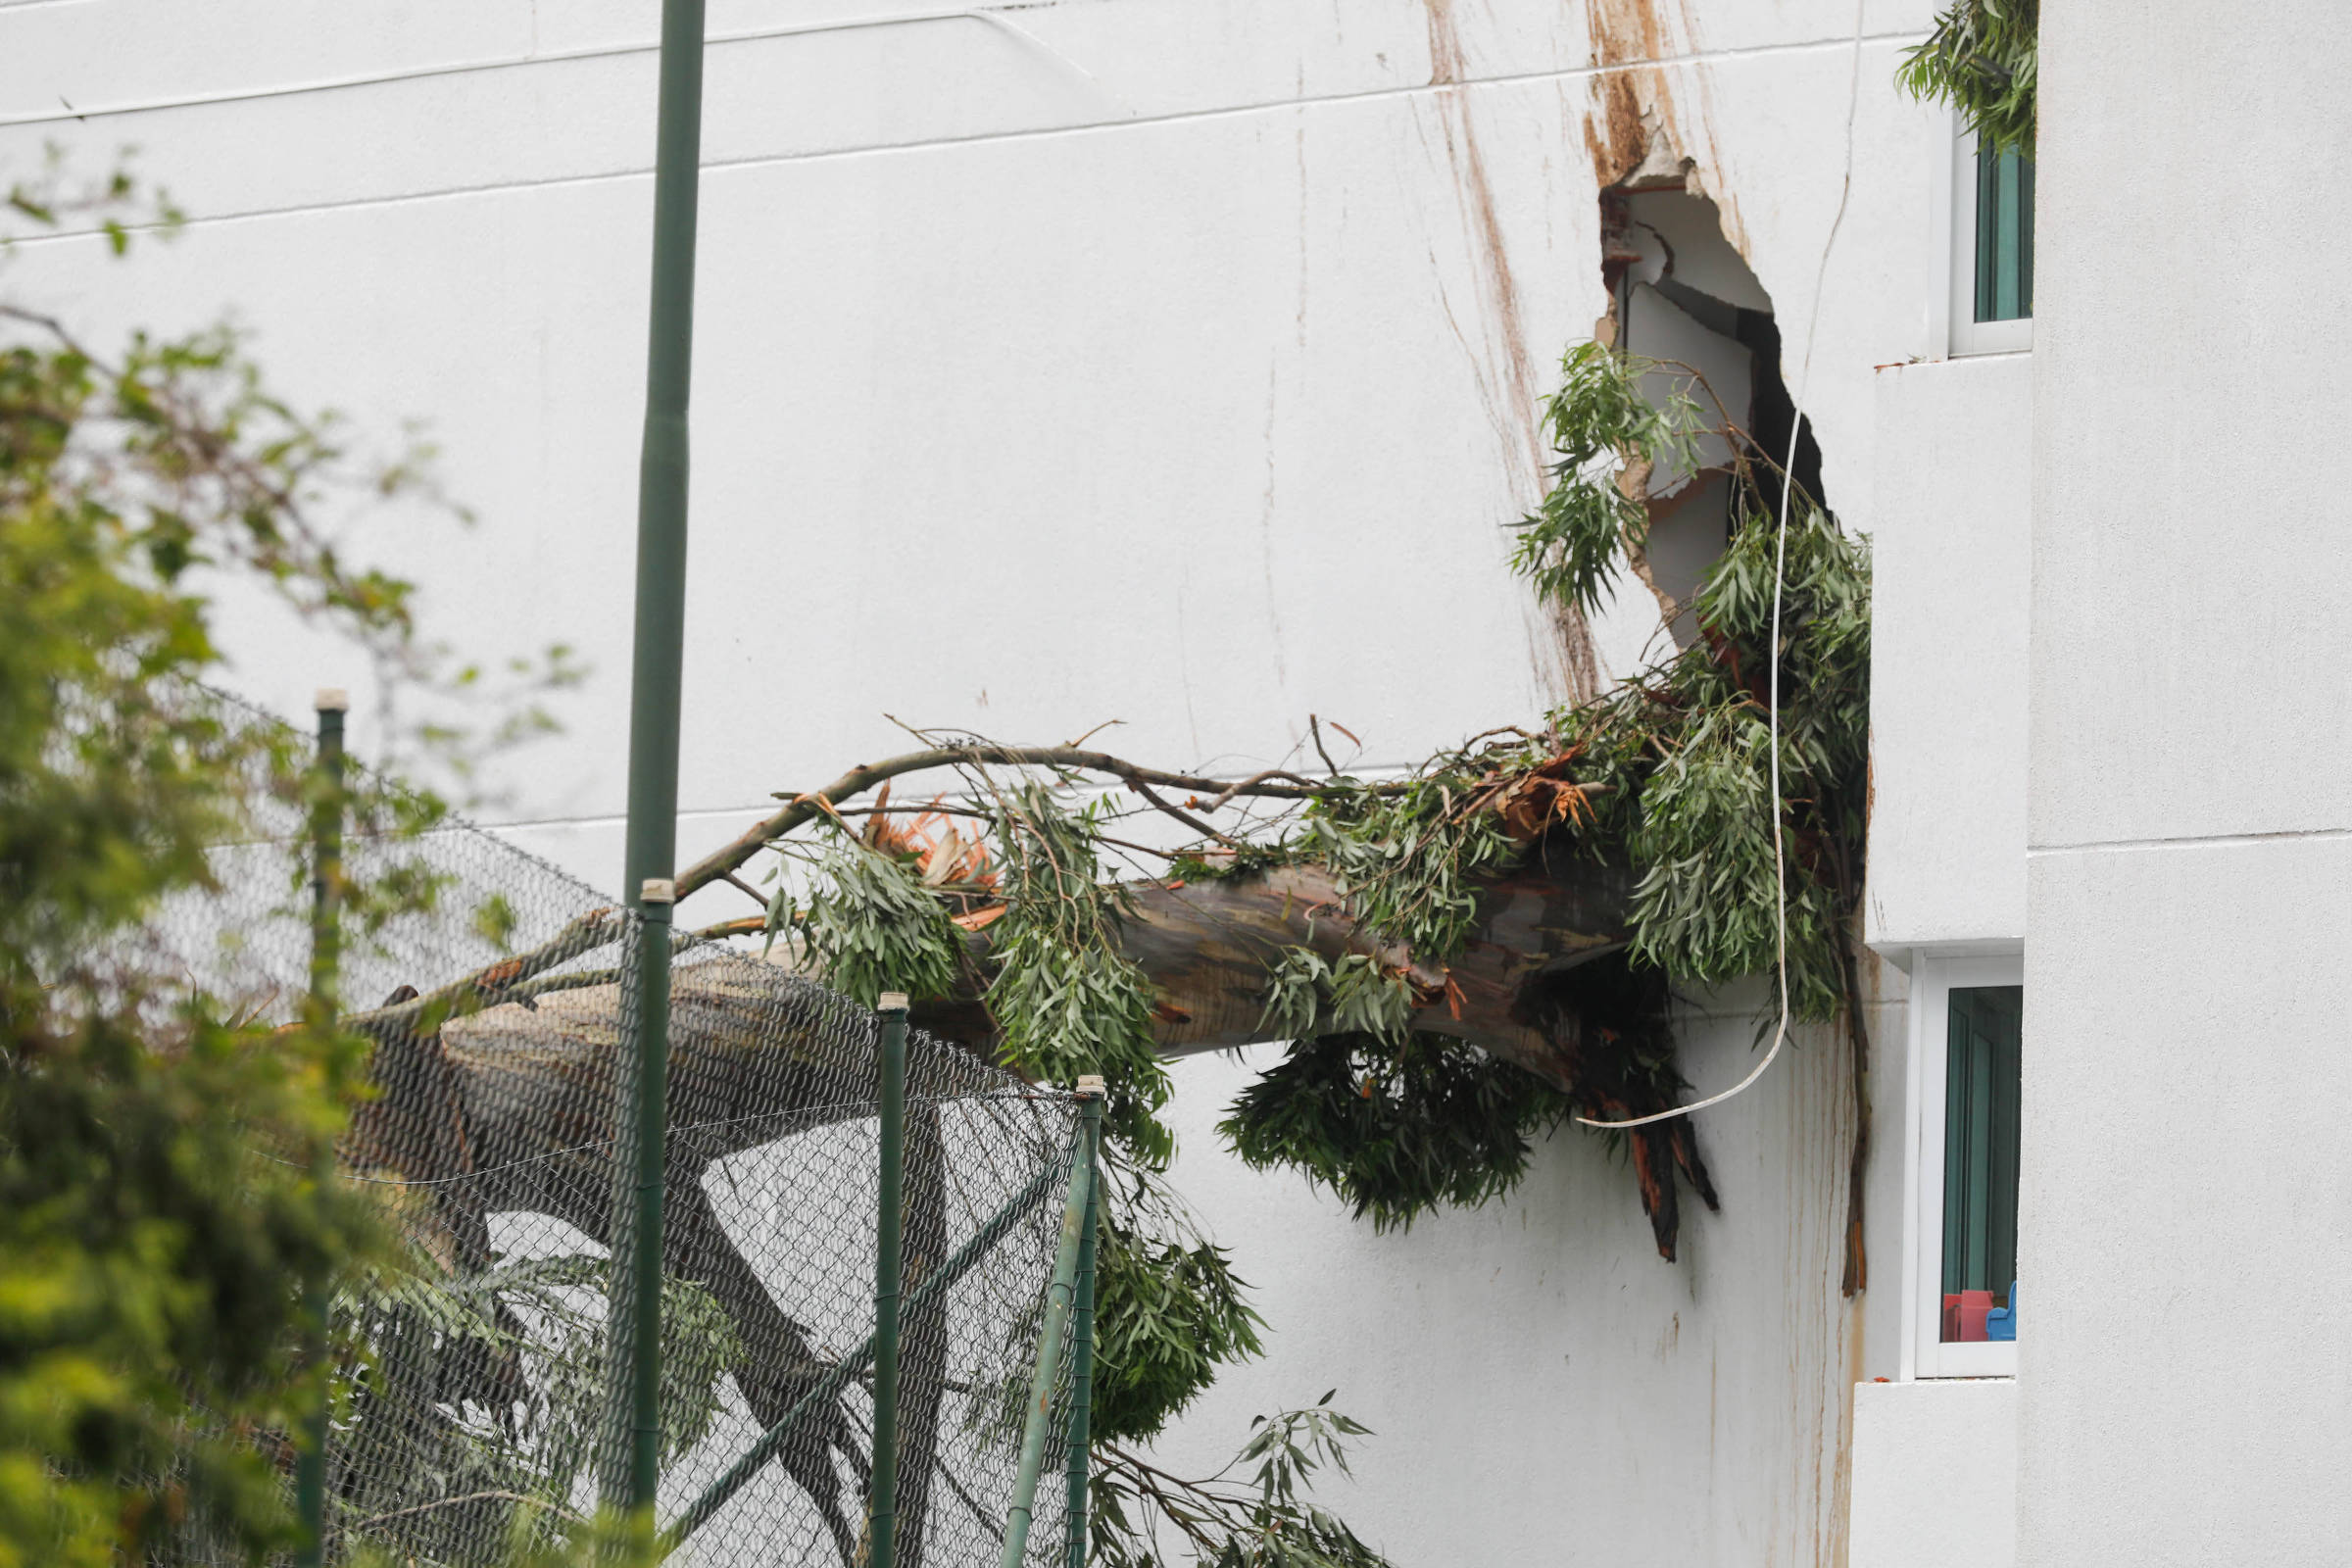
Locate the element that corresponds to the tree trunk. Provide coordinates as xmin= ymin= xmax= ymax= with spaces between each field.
xmin=910 ymin=857 xmax=1636 ymax=1090
xmin=344 ymin=853 xmax=1640 ymax=1193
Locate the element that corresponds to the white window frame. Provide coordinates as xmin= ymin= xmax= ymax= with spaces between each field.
xmin=1930 ymin=120 xmax=2034 ymax=360
xmin=1902 ymin=950 xmax=2024 ymax=1379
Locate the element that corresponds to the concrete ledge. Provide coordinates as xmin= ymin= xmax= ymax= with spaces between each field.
xmin=1849 ymin=1378 xmax=2016 ymax=1568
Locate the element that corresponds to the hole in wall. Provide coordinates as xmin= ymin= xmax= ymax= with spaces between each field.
xmin=1598 ymin=176 xmax=1830 ymax=645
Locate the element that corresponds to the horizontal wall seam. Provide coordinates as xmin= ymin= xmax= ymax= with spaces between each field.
xmin=2028 ymin=825 xmax=2352 ymax=856
xmin=2 ymin=6 xmax=1105 ymax=128
xmin=1 ymin=21 xmax=1924 ymax=130
xmin=4 ymin=30 xmax=1922 ymax=246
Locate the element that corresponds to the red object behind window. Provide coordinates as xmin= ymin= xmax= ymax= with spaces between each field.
xmin=1941 ymin=1290 xmax=1995 ymax=1343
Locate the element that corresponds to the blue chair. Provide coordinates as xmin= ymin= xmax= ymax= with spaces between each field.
xmin=1985 ymin=1282 xmax=2018 ymax=1342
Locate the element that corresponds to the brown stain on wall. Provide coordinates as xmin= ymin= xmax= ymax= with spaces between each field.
xmin=1582 ymin=0 xmax=1676 ymax=186
xmin=1580 ymin=0 xmax=1753 ymax=259
xmin=1573 ymin=9 xmax=1864 ymax=1562
xmin=1421 ymin=0 xmax=1602 ymax=703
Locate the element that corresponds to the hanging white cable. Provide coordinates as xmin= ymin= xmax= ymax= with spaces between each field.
xmin=1578 ymin=0 xmax=1868 ymax=1131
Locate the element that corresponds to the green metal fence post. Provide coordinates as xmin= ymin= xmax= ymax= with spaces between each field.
xmin=1001 ymin=1084 xmax=1103 ymax=1568
xmin=870 ymin=994 xmax=910 ymax=1568
xmin=605 ymin=0 xmax=707 ymax=1521
xmin=295 ymin=687 xmax=348 ymax=1568
xmin=1062 ymin=1077 xmax=1103 ymax=1568
xmin=626 ymin=878 xmax=675 ymax=1515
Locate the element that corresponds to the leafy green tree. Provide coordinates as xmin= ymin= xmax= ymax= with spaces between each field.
xmin=0 ymin=162 xmax=618 ymax=1567
xmin=1 ymin=162 xmax=404 ymax=1567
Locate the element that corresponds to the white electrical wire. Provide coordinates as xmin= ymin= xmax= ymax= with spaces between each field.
xmin=1578 ymin=0 xmax=1868 ymax=1131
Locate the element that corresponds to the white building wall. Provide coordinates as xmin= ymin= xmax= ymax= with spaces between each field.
xmin=2023 ymin=2 xmax=2352 ymax=1562
xmin=1847 ymin=1379 xmax=2016 ymax=1568
xmin=2 ymin=2 xmax=1982 ymax=1559
xmin=1153 ymin=979 xmax=1902 ymax=1566
xmin=1866 ymin=354 xmax=2031 ymax=956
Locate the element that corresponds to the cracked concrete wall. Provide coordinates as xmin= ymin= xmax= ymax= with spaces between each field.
xmin=1 ymin=2 xmax=1979 ymax=1560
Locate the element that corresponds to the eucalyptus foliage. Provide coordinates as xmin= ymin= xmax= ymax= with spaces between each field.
xmin=1509 ymin=339 xmax=1870 ymax=1023
xmin=986 ymin=786 xmax=1176 ymax=1167
xmin=1898 ymin=0 xmax=2038 ymax=155
xmin=1596 ymin=505 xmax=1870 ymax=1022
xmin=1091 ymin=1398 xmax=1394 ymax=1568
xmin=1088 ymin=1179 xmax=1264 ymax=1444
xmin=1220 ymin=1033 xmax=1568 ymax=1232
xmin=1258 ymin=951 xmax=1413 ymax=1046
xmin=791 ymin=834 xmax=965 ymax=1007
xmin=1298 ymin=782 xmax=1518 ymax=965
xmin=1509 ymin=340 xmax=1702 ymax=616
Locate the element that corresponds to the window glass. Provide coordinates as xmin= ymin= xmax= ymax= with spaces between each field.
xmin=1941 ymin=984 xmax=2021 ymax=1343
xmin=1974 ymin=143 xmax=2034 ymax=322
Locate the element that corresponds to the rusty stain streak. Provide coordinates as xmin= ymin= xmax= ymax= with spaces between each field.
xmin=1555 ymin=14 xmax=1863 ymax=1557
xmin=1582 ymin=0 xmax=1756 ymax=265
xmin=1420 ymin=0 xmax=1602 ymax=703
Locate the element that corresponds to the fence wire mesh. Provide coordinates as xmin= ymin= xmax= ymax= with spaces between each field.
xmin=126 ymin=691 xmax=1088 ymax=1567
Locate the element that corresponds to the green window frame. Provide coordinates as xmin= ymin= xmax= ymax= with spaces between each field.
xmin=1910 ymin=954 xmax=2024 ymax=1376
xmin=1973 ymin=141 xmax=2034 ymax=323
xmin=1941 ymin=985 xmax=2022 ymax=1308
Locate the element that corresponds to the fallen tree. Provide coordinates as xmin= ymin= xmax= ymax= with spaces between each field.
xmin=13 ymin=143 xmax=1888 ymax=1568
xmin=318 ymin=337 xmax=1869 ymax=1568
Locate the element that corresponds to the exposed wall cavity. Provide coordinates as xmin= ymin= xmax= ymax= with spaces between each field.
xmin=1578 ymin=41 xmax=1856 ymax=1558
xmin=1596 ymin=180 xmax=1829 ymax=645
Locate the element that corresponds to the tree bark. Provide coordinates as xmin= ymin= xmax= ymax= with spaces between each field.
xmin=343 ymin=852 xmax=1641 ymax=1193
xmin=909 ymin=856 xmax=1635 ymax=1090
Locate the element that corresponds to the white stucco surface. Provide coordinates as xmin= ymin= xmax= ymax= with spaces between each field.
xmin=1847 ymin=1378 xmax=2015 ymax=1568
xmin=2028 ymin=2 xmax=2352 ymax=851
xmin=2018 ymin=842 xmax=2352 ymax=1565
xmin=1 ymin=2 xmax=1944 ymax=921
xmin=2024 ymin=2 xmax=2352 ymax=1562
xmin=1865 ymin=354 xmax=2031 ymax=955
xmin=1149 ymin=986 xmax=1901 ymax=1567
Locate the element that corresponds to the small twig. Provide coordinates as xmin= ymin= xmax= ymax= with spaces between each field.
xmin=1308 ymin=713 xmax=1342 ymax=777
xmin=1204 ymin=766 xmax=1322 ymax=813
xmin=1124 ymin=776 xmax=1242 ymax=850
xmin=1093 ymin=834 xmax=1183 ymax=860
xmin=832 ymin=802 xmax=994 ymax=824
xmin=341 ymin=1489 xmax=582 ymax=1532
xmin=693 ymin=915 xmax=768 ymax=942
xmin=721 ymin=870 xmax=766 ymax=907
xmin=1455 ymin=724 xmax=1541 ymax=752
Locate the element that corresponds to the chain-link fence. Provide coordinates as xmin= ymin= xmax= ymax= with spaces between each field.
xmin=132 ymin=691 xmax=1092 ymax=1566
